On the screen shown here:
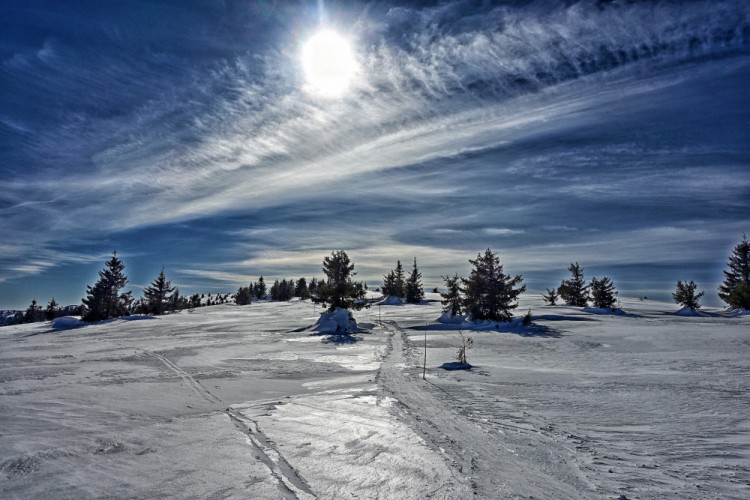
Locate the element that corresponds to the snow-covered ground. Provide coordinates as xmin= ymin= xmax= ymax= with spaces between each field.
xmin=1 ymin=296 xmax=748 ymax=499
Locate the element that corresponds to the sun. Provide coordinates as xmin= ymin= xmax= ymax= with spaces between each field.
xmin=302 ymin=30 xmax=357 ymax=98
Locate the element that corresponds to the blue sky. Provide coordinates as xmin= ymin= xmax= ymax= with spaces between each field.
xmin=1 ymin=0 xmax=749 ymax=309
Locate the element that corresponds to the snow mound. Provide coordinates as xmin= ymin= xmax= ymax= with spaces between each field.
xmin=437 ymin=311 xmax=466 ymax=324
xmin=377 ymin=296 xmax=404 ymax=306
xmin=583 ymin=307 xmax=627 ymax=316
xmin=311 ymin=308 xmax=358 ymax=334
xmin=51 ymin=316 xmax=85 ymax=330
xmin=674 ymin=306 xmax=700 ymax=316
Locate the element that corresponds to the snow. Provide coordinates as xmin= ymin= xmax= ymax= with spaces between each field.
xmin=377 ymin=295 xmax=404 ymax=306
xmin=1 ymin=298 xmax=749 ymax=499
xmin=582 ymin=306 xmax=628 ymax=316
xmin=437 ymin=310 xmax=465 ymax=324
xmin=310 ymin=307 xmax=358 ymax=333
xmin=51 ymin=316 xmax=84 ymax=330
xmin=673 ymin=306 xmax=703 ymax=317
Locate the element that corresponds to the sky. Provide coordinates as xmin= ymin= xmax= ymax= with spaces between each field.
xmin=1 ymin=0 xmax=749 ymax=310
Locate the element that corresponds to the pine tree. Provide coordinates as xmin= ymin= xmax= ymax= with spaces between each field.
xmin=673 ymin=280 xmax=704 ymax=311
xmin=462 ymin=248 xmax=526 ymax=322
xmin=381 ymin=270 xmax=397 ymax=297
xmin=590 ymin=276 xmax=618 ymax=309
xmin=270 ymin=280 xmax=281 ymax=301
xmin=235 ymin=285 xmax=252 ymax=305
xmin=317 ymin=250 xmax=367 ymax=311
xmin=308 ymin=277 xmax=318 ymax=296
xmin=143 ymin=268 xmax=175 ymax=315
xmin=405 ymin=257 xmax=424 ymax=304
xmin=82 ymin=251 xmax=132 ymax=322
xmin=24 ymin=299 xmax=44 ymax=323
xmin=189 ymin=294 xmax=202 ymax=310
xmin=171 ymin=289 xmax=189 ymax=311
xmin=394 ymin=260 xmax=405 ymax=298
xmin=440 ymin=274 xmax=463 ymax=317
xmin=45 ymin=298 xmax=59 ymax=320
xmin=281 ymin=279 xmax=293 ymax=301
xmin=542 ymin=287 xmax=559 ymax=305
xmin=254 ymin=276 xmax=267 ymax=300
xmin=559 ymin=262 xmax=589 ymax=307
xmin=295 ymin=277 xmax=310 ymax=299
xmin=718 ymin=234 xmax=750 ymax=309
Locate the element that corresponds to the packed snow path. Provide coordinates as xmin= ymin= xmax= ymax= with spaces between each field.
xmin=376 ymin=320 xmax=591 ymax=499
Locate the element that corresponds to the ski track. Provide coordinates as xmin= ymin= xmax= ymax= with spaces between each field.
xmin=144 ymin=349 xmax=315 ymax=499
xmin=142 ymin=349 xmax=222 ymax=405
xmin=226 ymin=407 xmax=316 ymax=500
xmin=376 ymin=320 xmax=596 ymax=499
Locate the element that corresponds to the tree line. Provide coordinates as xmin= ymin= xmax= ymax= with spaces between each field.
xmin=12 ymin=234 xmax=750 ymax=325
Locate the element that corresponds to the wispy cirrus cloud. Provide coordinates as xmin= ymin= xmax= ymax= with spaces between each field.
xmin=1 ymin=0 xmax=749 ymax=307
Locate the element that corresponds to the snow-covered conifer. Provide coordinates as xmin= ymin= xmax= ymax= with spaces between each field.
xmin=718 ymin=234 xmax=750 ymax=309
xmin=45 ymin=298 xmax=59 ymax=320
xmin=559 ymin=262 xmax=589 ymax=307
xmin=82 ymin=251 xmax=132 ymax=322
xmin=317 ymin=250 xmax=367 ymax=311
xmin=24 ymin=299 xmax=44 ymax=323
xmin=673 ymin=280 xmax=704 ymax=311
xmin=235 ymin=285 xmax=252 ymax=305
xmin=253 ymin=276 xmax=267 ymax=300
xmin=405 ymin=257 xmax=424 ymax=304
xmin=394 ymin=260 xmax=405 ymax=298
xmin=590 ymin=276 xmax=618 ymax=309
xmin=440 ymin=274 xmax=463 ymax=317
xmin=462 ymin=248 xmax=526 ymax=322
xmin=542 ymin=287 xmax=559 ymax=305
xmin=295 ymin=277 xmax=310 ymax=299
xmin=143 ymin=268 xmax=175 ymax=315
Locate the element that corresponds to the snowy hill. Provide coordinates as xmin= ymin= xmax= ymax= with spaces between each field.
xmin=1 ymin=298 xmax=748 ymax=498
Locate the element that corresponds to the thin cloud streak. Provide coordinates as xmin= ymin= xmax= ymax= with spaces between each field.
xmin=1 ymin=1 xmax=748 ymax=306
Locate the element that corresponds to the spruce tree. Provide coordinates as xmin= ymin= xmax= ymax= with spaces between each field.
xmin=462 ymin=248 xmax=526 ymax=322
xmin=405 ymin=257 xmax=424 ymax=304
xmin=24 ymin=299 xmax=44 ymax=323
xmin=45 ymin=298 xmax=59 ymax=320
xmin=143 ymin=268 xmax=175 ymax=315
xmin=317 ymin=250 xmax=367 ymax=311
xmin=590 ymin=276 xmax=618 ymax=309
xmin=394 ymin=260 xmax=405 ymax=298
xmin=82 ymin=251 xmax=132 ymax=322
xmin=542 ymin=287 xmax=559 ymax=305
xmin=281 ymin=279 xmax=293 ymax=301
xmin=381 ymin=270 xmax=397 ymax=297
xmin=559 ymin=262 xmax=589 ymax=307
xmin=270 ymin=280 xmax=281 ymax=301
xmin=189 ymin=294 xmax=202 ymax=310
xmin=254 ymin=276 xmax=267 ymax=300
xmin=235 ymin=285 xmax=252 ymax=305
xmin=673 ymin=280 xmax=704 ymax=311
xmin=718 ymin=234 xmax=750 ymax=309
xmin=440 ymin=274 xmax=463 ymax=317
xmin=171 ymin=289 xmax=188 ymax=311
xmin=295 ymin=277 xmax=310 ymax=299
xmin=308 ymin=277 xmax=318 ymax=296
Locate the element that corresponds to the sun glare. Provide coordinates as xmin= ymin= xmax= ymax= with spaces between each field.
xmin=302 ymin=30 xmax=357 ymax=98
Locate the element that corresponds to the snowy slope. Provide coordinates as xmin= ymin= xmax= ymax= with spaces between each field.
xmin=1 ymin=297 xmax=748 ymax=499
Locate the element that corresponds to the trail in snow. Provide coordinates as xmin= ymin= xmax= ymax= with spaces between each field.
xmin=226 ymin=407 xmax=316 ymax=500
xmin=145 ymin=348 xmax=315 ymax=499
xmin=376 ymin=319 xmax=595 ymax=499
xmin=142 ymin=349 xmax=222 ymax=405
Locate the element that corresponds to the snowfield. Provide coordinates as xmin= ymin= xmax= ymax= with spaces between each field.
xmin=1 ymin=296 xmax=748 ymax=499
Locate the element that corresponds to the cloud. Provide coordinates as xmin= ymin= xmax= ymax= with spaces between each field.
xmin=1 ymin=0 xmax=748 ymax=304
